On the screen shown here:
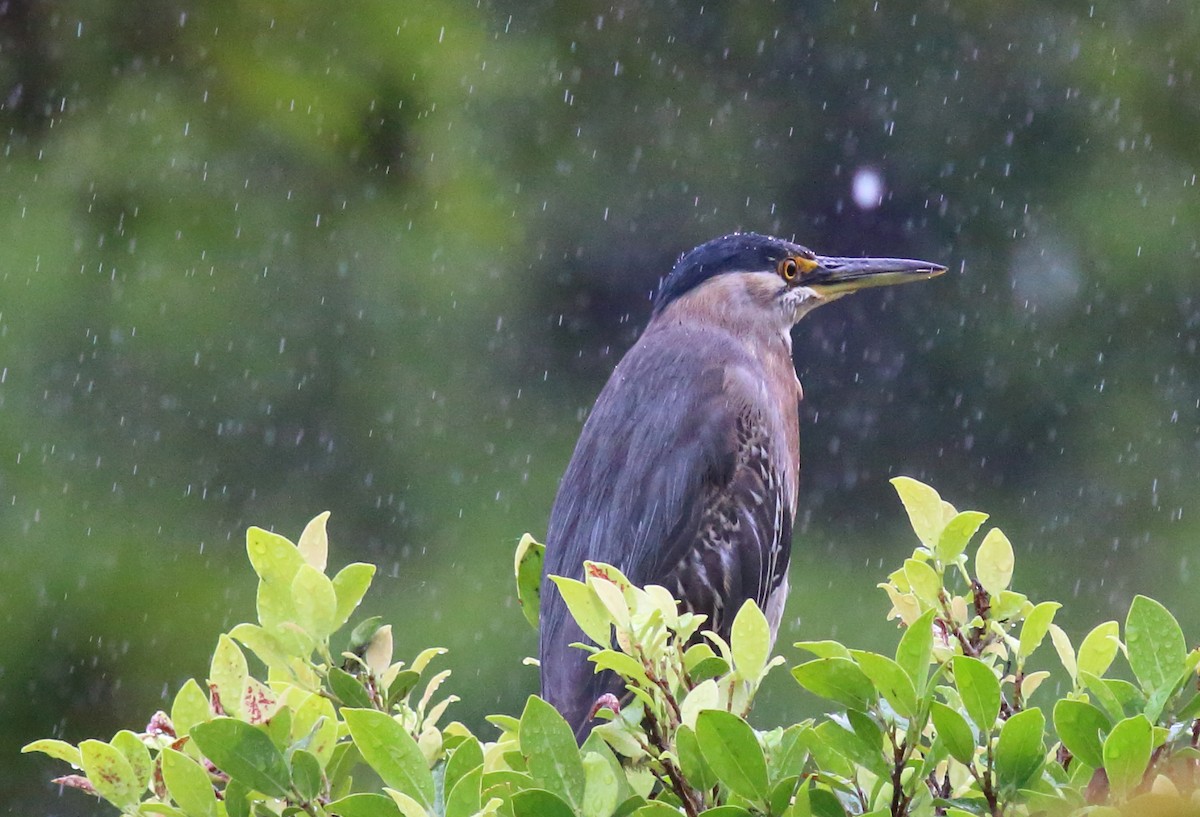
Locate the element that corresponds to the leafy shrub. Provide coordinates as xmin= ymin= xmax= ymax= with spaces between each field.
xmin=24 ymin=479 xmax=1200 ymax=816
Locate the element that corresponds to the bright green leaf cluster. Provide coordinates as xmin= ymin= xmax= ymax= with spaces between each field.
xmin=23 ymin=480 xmax=1200 ymax=817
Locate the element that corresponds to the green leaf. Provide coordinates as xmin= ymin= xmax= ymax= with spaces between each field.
xmin=328 ymin=666 xmax=374 ymax=708
xmin=514 ymin=534 xmax=545 ymax=631
xmin=1077 ymin=621 xmax=1121 ymax=678
xmin=891 ymin=476 xmax=945 ymax=549
xmin=290 ymin=749 xmax=323 ymax=803
xmin=229 ymin=623 xmax=293 ymax=672
xmin=994 ymin=707 xmax=1045 ymax=792
xmin=930 ymin=701 xmax=976 ymax=764
xmin=791 ymin=657 xmax=876 ymax=711
xmin=247 ymin=526 xmax=304 ymax=630
xmin=21 ymin=738 xmax=83 ymax=768
xmin=974 ymin=528 xmax=1014 ymax=596
xmin=1053 ymin=699 xmax=1109 ymax=769
xmin=580 ymin=750 xmax=619 ymax=817
xmin=445 ymin=736 xmax=485 ymax=797
xmin=1080 ymin=672 xmax=1131 ymax=723
xmin=695 ymin=709 xmax=769 ymax=803
xmin=952 ymin=656 xmax=1001 ymax=734
xmin=520 ymin=696 xmax=586 ymax=811
xmin=903 ymin=558 xmax=941 ymax=605
xmin=445 ymin=764 xmax=483 ymax=817
xmin=589 ymin=649 xmax=650 ymax=687
xmin=768 ymin=723 xmax=810 ymax=782
xmin=731 ymin=599 xmax=771 ymax=681
xmin=849 ymin=651 xmax=918 ymax=718
xmin=1126 ymin=595 xmax=1186 ymax=698
xmin=161 ymin=747 xmax=218 ymax=817
xmin=549 ymin=576 xmax=612 ymax=646
xmin=697 ymin=808 xmax=754 ymax=817
xmin=1103 ymin=714 xmax=1153 ymax=797
xmin=1018 ymin=602 xmax=1061 ymax=662
xmin=292 ymin=692 xmax=339 ymax=766
xmin=342 ymin=708 xmax=435 ymax=811
xmin=794 ymin=640 xmax=851 ymax=659
xmin=510 ymin=788 xmax=575 ymax=817
xmin=223 ymin=780 xmax=251 ymax=817
xmin=676 ymin=725 xmax=718 ymax=791
xmin=936 ymin=511 xmax=989 ymax=563
xmin=895 ymin=608 xmax=936 ymax=695
xmin=291 ymin=563 xmax=339 ymax=640
xmin=170 ymin=680 xmax=210 ymax=738
xmin=1048 ymin=623 xmax=1078 ymax=683
xmin=190 ymin=718 xmax=291 ymax=798
xmin=332 ymin=563 xmax=377 ymax=630
xmin=79 ymin=739 xmax=141 ymax=809
xmin=297 ymin=511 xmax=330 ymax=571
xmin=326 ymin=794 xmax=403 ymax=817
xmin=209 ymin=634 xmax=248 ymax=718
xmin=111 ymin=729 xmax=152 ymax=794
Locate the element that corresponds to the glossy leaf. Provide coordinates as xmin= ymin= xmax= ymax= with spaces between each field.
xmin=849 ymin=650 xmax=918 ymax=717
xmin=975 ymin=528 xmax=1014 ymax=596
xmin=895 ymin=608 xmax=936 ymax=694
xmin=791 ymin=657 xmax=876 ymax=711
xmin=1048 ymin=623 xmax=1077 ymax=683
xmin=676 ymin=725 xmax=718 ymax=791
xmin=936 ymin=510 xmax=989 ymax=563
xmin=79 ymin=739 xmax=140 ymax=809
xmin=903 ymin=558 xmax=941 ymax=605
xmin=510 ymin=788 xmax=575 ymax=817
xmin=695 ymin=709 xmax=769 ymax=803
xmin=297 ymin=511 xmax=330 ymax=571
xmin=291 ymin=563 xmax=339 ymax=639
xmin=520 ymin=695 xmax=586 ymax=811
xmin=952 ymin=656 xmax=1001 ymax=734
xmin=1103 ymin=714 xmax=1153 ymax=797
xmin=514 ymin=534 xmax=545 ymax=631
xmin=731 ymin=599 xmax=771 ymax=681
xmin=161 ymin=747 xmax=218 ymax=817
xmin=190 ymin=718 xmax=291 ymax=798
xmin=326 ymin=794 xmax=403 ymax=817
xmin=930 ymin=701 xmax=976 ymax=765
xmin=331 ymin=563 xmax=377 ymax=629
xmin=1018 ymin=602 xmax=1061 ymax=661
xmin=994 ymin=708 xmax=1045 ymax=792
xmin=290 ymin=749 xmax=323 ymax=803
xmin=342 ymin=708 xmax=435 ymax=811
xmin=20 ymin=739 xmax=83 ymax=769
xmin=891 ymin=476 xmax=945 ymax=549
xmin=208 ymin=634 xmax=248 ymax=718
xmin=580 ymin=750 xmax=619 ymax=817
xmin=1077 ymin=621 xmax=1121 ymax=679
xmin=1053 ymin=699 xmax=1109 ymax=769
xmin=549 ymin=576 xmax=612 ymax=646
xmin=111 ymin=729 xmax=151 ymax=794
xmin=1125 ymin=595 xmax=1186 ymax=697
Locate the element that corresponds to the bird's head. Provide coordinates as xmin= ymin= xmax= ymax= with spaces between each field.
xmin=652 ymin=232 xmax=946 ymax=330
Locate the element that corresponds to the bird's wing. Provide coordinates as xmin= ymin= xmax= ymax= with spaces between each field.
xmin=539 ymin=324 xmax=795 ymax=737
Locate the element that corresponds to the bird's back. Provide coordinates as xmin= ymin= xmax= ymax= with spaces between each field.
xmin=539 ymin=319 xmax=799 ymax=738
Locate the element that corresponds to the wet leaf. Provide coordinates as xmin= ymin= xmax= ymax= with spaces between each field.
xmin=994 ymin=708 xmax=1045 ymax=792
xmin=332 ymin=563 xmax=377 ymax=630
xmin=936 ymin=511 xmax=989 ymax=564
xmin=791 ymin=657 xmax=876 ymax=711
xmin=1077 ymin=621 xmax=1121 ymax=679
xmin=890 ymin=476 xmax=945 ymax=549
xmin=297 ymin=511 xmax=330 ymax=571
xmin=514 ymin=534 xmax=545 ymax=631
xmin=520 ymin=696 xmax=585 ymax=811
xmin=952 ymin=656 xmax=1001 ymax=734
xmin=79 ymin=739 xmax=141 ymax=809
xmin=290 ymin=749 xmax=323 ymax=802
xmin=190 ymin=718 xmax=291 ymax=798
xmin=161 ymin=747 xmax=217 ymax=817
xmin=1125 ymin=595 xmax=1186 ymax=698
xmin=292 ymin=563 xmax=339 ymax=640
xmin=208 ymin=634 xmax=248 ymax=718
xmin=695 ymin=710 xmax=769 ymax=803
xmin=342 ymin=708 xmax=435 ymax=811
xmin=1103 ymin=715 xmax=1153 ymax=797
xmin=731 ymin=599 xmax=771 ymax=681
xmin=975 ymin=528 xmax=1014 ymax=596
xmin=1053 ymin=699 xmax=1109 ymax=769
xmin=549 ymin=576 xmax=611 ymax=646
xmin=1018 ymin=602 xmax=1061 ymax=661
xmin=930 ymin=701 xmax=976 ymax=764
xmin=849 ymin=650 xmax=918 ymax=717
xmin=326 ymin=794 xmax=403 ymax=817
xmin=895 ymin=608 xmax=936 ymax=694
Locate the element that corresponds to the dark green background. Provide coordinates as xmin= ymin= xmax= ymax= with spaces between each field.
xmin=4 ymin=2 xmax=1198 ymax=813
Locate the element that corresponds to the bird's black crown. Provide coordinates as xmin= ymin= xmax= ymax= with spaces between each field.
xmin=652 ymin=232 xmax=808 ymax=316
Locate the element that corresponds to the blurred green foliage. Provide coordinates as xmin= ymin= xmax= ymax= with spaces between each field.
xmin=3 ymin=1 xmax=1200 ymax=813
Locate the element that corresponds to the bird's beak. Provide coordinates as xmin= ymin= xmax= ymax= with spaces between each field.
xmin=803 ymin=255 xmax=947 ymax=296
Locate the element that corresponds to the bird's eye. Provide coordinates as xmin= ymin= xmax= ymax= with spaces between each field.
xmin=778 ymin=258 xmax=800 ymax=282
